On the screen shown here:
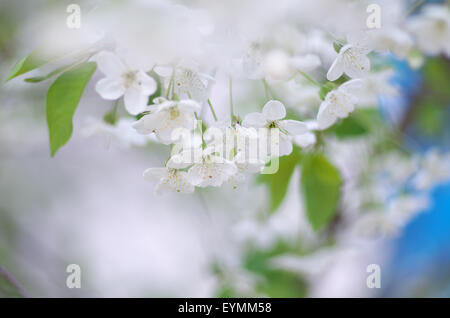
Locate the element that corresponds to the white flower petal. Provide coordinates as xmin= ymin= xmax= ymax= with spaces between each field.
xmin=178 ymin=99 xmax=202 ymax=113
xmin=343 ymin=53 xmax=370 ymax=78
xmin=262 ymin=100 xmax=286 ymax=121
xmin=294 ymin=132 xmax=316 ymax=148
xmin=167 ymin=152 xmax=193 ymax=169
xmin=143 ymin=168 xmax=167 ymax=182
xmin=278 ymin=134 xmax=293 ymax=156
xmin=279 ymin=120 xmax=308 ymax=136
xmin=317 ymin=101 xmax=337 ymax=130
xmin=155 ymin=126 xmax=177 ymax=145
xmin=153 ymin=65 xmax=173 ymax=77
xmin=124 ymin=87 xmax=149 ymax=115
xmin=326 ymin=54 xmax=345 ymax=81
xmin=242 ymin=112 xmax=267 ymax=128
xmin=176 ymin=171 xmax=195 ymax=193
xmin=135 ymin=71 xmax=157 ymax=95
xmin=95 ymin=51 xmax=127 ymax=77
xmin=339 ymin=79 xmax=364 ymax=95
xmin=187 ymin=165 xmax=205 ymax=186
xmin=95 ymin=77 xmax=125 ymax=100
xmin=290 ymin=54 xmax=321 ymax=72
xmin=132 ymin=113 xmax=162 ymax=135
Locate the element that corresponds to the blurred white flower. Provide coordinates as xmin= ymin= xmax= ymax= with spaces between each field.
xmin=241 ymin=45 xmax=321 ymax=81
xmin=354 ymin=195 xmax=429 ymax=238
xmin=413 ymin=149 xmax=450 ymax=190
xmin=242 ymin=100 xmax=308 ymax=156
xmin=82 ymin=117 xmax=150 ymax=148
xmin=232 ymin=151 xmax=266 ymax=182
xmin=154 ymin=65 xmax=213 ymax=102
xmin=327 ymin=36 xmax=371 ymax=81
xmin=133 ymin=97 xmax=201 ymax=145
xmin=407 ymin=4 xmax=450 ymax=57
xmin=369 ymin=27 xmax=414 ymax=59
xmin=143 ymin=167 xmax=194 ymax=195
xmin=317 ymin=79 xmax=363 ymax=130
xmin=357 ymin=69 xmax=398 ymax=106
xmin=94 ymin=51 xmax=157 ymax=115
xmin=293 ymin=132 xmax=317 ymax=148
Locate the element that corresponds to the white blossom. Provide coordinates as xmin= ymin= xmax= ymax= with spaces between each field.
xmin=82 ymin=117 xmax=150 ymax=148
xmin=133 ymin=97 xmax=201 ymax=145
xmin=143 ymin=167 xmax=194 ymax=195
xmin=317 ymin=79 xmax=363 ymax=130
xmin=94 ymin=51 xmax=157 ymax=115
xmin=357 ymin=69 xmax=398 ymax=107
xmin=327 ymin=36 xmax=371 ymax=81
xmin=368 ymin=27 xmax=414 ymax=59
xmin=232 ymin=150 xmax=266 ymax=182
xmin=154 ymin=65 xmax=213 ymax=102
xmin=413 ymin=150 xmax=450 ymax=190
xmin=241 ymin=44 xmax=321 ymax=82
xmin=242 ymin=100 xmax=308 ymax=156
xmin=168 ymin=146 xmax=238 ymax=187
xmin=293 ymin=132 xmax=317 ymax=148
xmin=407 ymin=5 xmax=450 ymax=57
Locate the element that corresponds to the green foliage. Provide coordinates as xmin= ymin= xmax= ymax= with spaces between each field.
xmin=327 ymin=108 xmax=381 ymax=139
xmin=244 ymin=241 xmax=306 ymax=298
xmin=6 ymin=50 xmax=51 ymax=82
xmin=257 ymin=149 xmax=302 ymax=213
xmin=416 ymin=99 xmax=445 ymax=136
xmin=301 ymin=153 xmax=342 ymax=231
xmin=423 ymin=57 xmax=450 ymax=99
xmin=333 ymin=116 xmax=368 ymax=137
xmin=46 ymin=62 xmax=97 ymax=156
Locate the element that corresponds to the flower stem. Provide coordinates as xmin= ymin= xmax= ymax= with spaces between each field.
xmin=229 ymin=77 xmax=235 ymax=123
xmin=166 ymin=69 xmax=175 ymax=99
xmin=0 ymin=265 xmax=29 ymax=298
xmin=207 ymin=99 xmax=218 ymax=121
xmin=298 ymin=70 xmax=322 ymax=87
xmin=405 ymin=0 xmax=425 ymax=18
xmin=263 ymin=79 xmax=272 ymax=100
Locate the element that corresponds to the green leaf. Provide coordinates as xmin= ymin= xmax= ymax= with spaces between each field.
xmin=333 ymin=41 xmax=344 ymax=53
xmin=148 ymin=70 xmax=162 ymax=105
xmin=46 ymin=62 xmax=97 ymax=156
xmin=6 ymin=50 xmax=51 ymax=82
xmin=243 ymin=240 xmax=307 ymax=298
xmin=257 ymin=150 xmax=301 ymax=213
xmin=326 ymin=108 xmax=381 ymax=139
xmin=416 ymin=99 xmax=445 ymax=136
xmin=301 ymin=153 xmax=342 ymax=231
xmin=332 ymin=115 xmax=368 ymax=138
xmin=24 ymin=64 xmax=73 ymax=83
xmin=423 ymin=57 xmax=450 ymax=99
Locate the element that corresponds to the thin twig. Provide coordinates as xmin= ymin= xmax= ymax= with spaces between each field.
xmin=298 ymin=70 xmax=322 ymax=87
xmin=207 ymin=99 xmax=218 ymax=121
xmin=0 ymin=265 xmax=29 ymax=298
xmin=229 ymin=77 xmax=234 ymax=122
xmin=262 ymin=79 xmax=272 ymax=100
xmin=405 ymin=0 xmax=425 ymax=18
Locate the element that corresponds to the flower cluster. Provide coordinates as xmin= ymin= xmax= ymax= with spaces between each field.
xmin=82 ymin=2 xmax=450 ymax=198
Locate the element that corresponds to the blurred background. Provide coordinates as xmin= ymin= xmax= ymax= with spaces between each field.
xmin=0 ymin=0 xmax=449 ymax=297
